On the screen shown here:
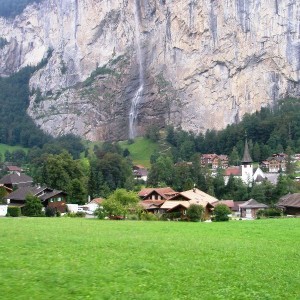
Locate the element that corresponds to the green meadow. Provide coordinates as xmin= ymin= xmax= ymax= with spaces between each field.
xmin=119 ymin=137 xmax=158 ymax=168
xmin=0 ymin=143 xmax=28 ymax=156
xmin=0 ymin=218 xmax=299 ymax=299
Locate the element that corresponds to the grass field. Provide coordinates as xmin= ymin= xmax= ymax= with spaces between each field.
xmin=0 ymin=218 xmax=299 ymax=299
xmin=0 ymin=143 xmax=28 ymax=156
xmin=119 ymin=138 xmax=158 ymax=168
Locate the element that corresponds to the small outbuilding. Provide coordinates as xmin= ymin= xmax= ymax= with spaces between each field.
xmin=239 ymin=199 xmax=268 ymax=219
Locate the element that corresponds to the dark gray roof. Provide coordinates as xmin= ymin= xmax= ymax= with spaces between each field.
xmin=278 ymin=193 xmax=300 ymax=208
xmin=0 ymin=173 xmax=33 ymax=185
xmin=5 ymin=186 xmax=46 ymax=201
xmin=39 ymin=190 xmax=67 ymax=201
xmin=242 ymin=139 xmax=253 ymax=164
xmin=5 ymin=186 xmax=67 ymax=202
xmin=239 ymin=199 xmax=268 ymax=208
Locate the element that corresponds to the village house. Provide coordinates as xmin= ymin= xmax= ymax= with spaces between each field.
xmin=239 ymin=199 xmax=268 ymax=219
xmin=5 ymin=185 xmax=68 ymax=213
xmin=0 ymin=172 xmax=33 ymax=190
xmin=167 ymin=188 xmax=218 ymax=220
xmin=6 ymin=166 xmax=23 ymax=174
xmin=265 ymin=153 xmax=287 ymax=173
xmin=138 ymin=187 xmax=177 ymax=201
xmin=201 ymin=154 xmax=228 ymax=169
xmin=277 ymin=193 xmax=300 ymax=215
xmin=133 ymin=165 xmax=148 ymax=181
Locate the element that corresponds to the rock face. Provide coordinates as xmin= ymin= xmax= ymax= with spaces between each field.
xmin=0 ymin=0 xmax=299 ymax=140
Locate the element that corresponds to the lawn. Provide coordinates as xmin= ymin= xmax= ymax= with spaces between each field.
xmin=0 ymin=218 xmax=299 ymax=299
xmin=119 ymin=137 xmax=158 ymax=168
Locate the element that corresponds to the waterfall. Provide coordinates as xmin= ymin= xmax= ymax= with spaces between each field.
xmin=129 ymin=0 xmax=144 ymax=139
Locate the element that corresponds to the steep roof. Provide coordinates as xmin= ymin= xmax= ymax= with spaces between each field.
xmin=5 ymin=186 xmax=45 ymax=201
xmin=0 ymin=173 xmax=33 ymax=185
xmin=140 ymin=200 xmax=165 ymax=210
xmin=239 ymin=199 xmax=268 ymax=209
xmin=5 ymin=186 xmax=66 ymax=202
xmin=277 ymin=193 xmax=300 ymax=208
xmin=242 ymin=139 xmax=253 ymax=164
xmin=160 ymin=201 xmax=190 ymax=211
xmin=170 ymin=188 xmax=218 ymax=205
xmin=139 ymin=187 xmax=177 ymax=199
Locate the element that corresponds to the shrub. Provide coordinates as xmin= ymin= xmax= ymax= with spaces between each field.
xmin=95 ymin=207 xmax=107 ymax=219
xmin=186 ymin=204 xmax=204 ymax=222
xmin=140 ymin=213 xmax=159 ymax=221
xmin=23 ymin=194 xmax=43 ymax=217
xmin=45 ymin=207 xmax=56 ymax=217
xmin=56 ymin=211 xmax=61 ymax=217
xmin=127 ymin=214 xmax=139 ymax=220
xmin=257 ymin=208 xmax=282 ymax=218
xmin=7 ymin=206 xmax=21 ymax=217
xmin=213 ymin=204 xmax=231 ymax=222
xmin=76 ymin=211 xmax=86 ymax=218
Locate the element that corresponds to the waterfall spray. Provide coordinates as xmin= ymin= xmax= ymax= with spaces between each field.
xmin=129 ymin=0 xmax=144 ymax=139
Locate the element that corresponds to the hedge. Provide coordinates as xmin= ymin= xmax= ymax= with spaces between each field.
xmin=7 ymin=206 xmax=21 ymax=217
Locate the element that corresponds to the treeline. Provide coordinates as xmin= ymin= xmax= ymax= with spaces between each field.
xmin=164 ymin=98 xmax=300 ymax=163
xmin=28 ymin=142 xmax=136 ymax=204
xmin=0 ymin=49 xmax=54 ymax=148
xmin=0 ymin=0 xmax=42 ymax=18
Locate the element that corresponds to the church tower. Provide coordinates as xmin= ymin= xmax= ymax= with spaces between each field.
xmin=241 ymin=139 xmax=253 ymax=185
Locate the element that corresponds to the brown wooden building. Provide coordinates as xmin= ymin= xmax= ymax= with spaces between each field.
xmin=5 ymin=186 xmax=67 ymax=213
xmin=277 ymin=193 xmax=300 ymax=215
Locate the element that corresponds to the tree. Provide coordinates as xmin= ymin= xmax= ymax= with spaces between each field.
xmin=229 ymin=147 xmax=240 ymax=166
xmin=147 ymin=155 xmax=174 ymax=187
xmin=213 ymin=204 xmax=231 ymax=222
xmin=102 ymin=189 xmax=141 ymax=218
xmin=23 ymin=194 xmax=43 ymax=217
xmin=186 ymin=204 xmax=204 ymax=222
xmin=68 ymin=178 xmax=87 ymax=204
xmin=0 ymin=186 xmax=7 ymax=204
xmin=252 ymin=142 xmax=261 ymax=162
xmin=145 ymin=125 xmax=160 ymax=142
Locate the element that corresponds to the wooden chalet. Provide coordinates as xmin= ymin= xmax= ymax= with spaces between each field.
xmin=169 ymin=188 xmax=218 ymax=220
xmin=5 ymin=185 xmax=68 ymax=213
xmin=201 ymin=154 xmax=228 ymax=169
xmin=138 ymin=187 xmax=177 ymax=201
xmin=277 ymin=193 xmax=300 ymax=215
xmin=0 ymin=173 xmax=33 ymax=190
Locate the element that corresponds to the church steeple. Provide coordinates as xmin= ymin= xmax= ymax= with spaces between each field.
xmin=242 ymin=139 xmax=253 ymax=164
xmin=241 ymin=138 xmax=253 ymax=185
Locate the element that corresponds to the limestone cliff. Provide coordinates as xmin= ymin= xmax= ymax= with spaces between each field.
xmin=0 ymin=0 xmax=299 ymax=140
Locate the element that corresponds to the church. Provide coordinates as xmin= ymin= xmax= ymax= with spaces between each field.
xmin=224 ymin=139 xmax=268 ymax=186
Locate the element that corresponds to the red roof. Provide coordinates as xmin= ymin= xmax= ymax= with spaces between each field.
xmin=7 ymin=166 xmax=23 ymax=172
xmin=90 ymin=198 xmax=104 ymax=204
xmin=224 ymin=167 xmax=241 ymax=176
xmin=213 ymin=200 xmax=234 ymax=209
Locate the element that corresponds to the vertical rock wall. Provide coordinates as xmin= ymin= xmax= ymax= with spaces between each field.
xmin=0 ymin=0 xmax=299 ymax=140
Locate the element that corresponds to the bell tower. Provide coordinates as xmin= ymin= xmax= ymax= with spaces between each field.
xmin=241 ymin=138 xmax=253 ymax=185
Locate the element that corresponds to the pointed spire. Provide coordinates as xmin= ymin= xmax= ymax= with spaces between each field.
xmin=242 ymin=138 xmax=253 ymax=164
